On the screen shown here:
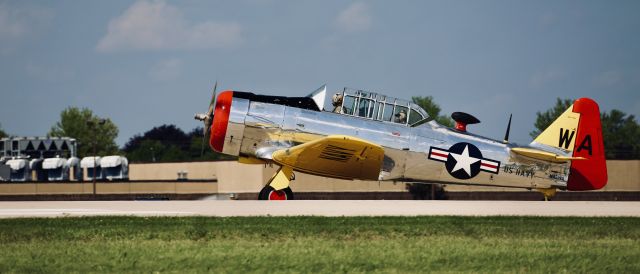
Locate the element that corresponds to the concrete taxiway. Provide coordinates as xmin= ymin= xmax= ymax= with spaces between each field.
xmin=0 ymin=200 xmax=639 ymax=218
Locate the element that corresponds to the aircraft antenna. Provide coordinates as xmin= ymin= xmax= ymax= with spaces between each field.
xmin=503 ymin=113 xmax=512 ymax=143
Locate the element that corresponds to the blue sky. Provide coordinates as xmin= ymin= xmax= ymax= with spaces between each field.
xmin=1 ymin=0 xmax=639 ymax=146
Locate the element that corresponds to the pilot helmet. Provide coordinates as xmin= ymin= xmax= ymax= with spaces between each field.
xmin=395 ymin=109 xmax=406 ymax=117
xmin=332 ymin=93 xmax=343 ymax=106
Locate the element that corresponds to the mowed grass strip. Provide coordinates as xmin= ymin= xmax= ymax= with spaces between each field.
xmin=0 ymin=216 xmax=638 ymax=273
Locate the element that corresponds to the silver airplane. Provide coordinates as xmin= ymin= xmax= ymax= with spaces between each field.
xmin=195 ymin=84 xmax=607 ymax=200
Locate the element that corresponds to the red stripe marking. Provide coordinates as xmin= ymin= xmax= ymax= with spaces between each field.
xmin=481 ymin=162 xmax=497 ymax=169
xmin=432 ymin=152 xmax=448 ymax=158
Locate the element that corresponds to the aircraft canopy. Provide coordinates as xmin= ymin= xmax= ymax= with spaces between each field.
xmin=336 ymin=88 xmax=429 ymax=126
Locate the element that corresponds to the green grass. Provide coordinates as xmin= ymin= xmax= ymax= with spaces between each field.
xmin=0 ymin=217 xmax=639 ymax=273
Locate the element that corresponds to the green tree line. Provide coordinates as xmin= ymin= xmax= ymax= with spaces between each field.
xmin=121 ymin=124 xmax=234 ymax=163
xmin=48 ymin=107 xmax=119 ymax=156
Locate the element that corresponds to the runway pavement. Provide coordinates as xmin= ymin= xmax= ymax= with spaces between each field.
xmin=0 ymin=200 xmax=639 ymax=218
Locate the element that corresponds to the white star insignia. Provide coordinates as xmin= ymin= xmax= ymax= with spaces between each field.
xmin=449 ymin=145 xmax=480 ymax=176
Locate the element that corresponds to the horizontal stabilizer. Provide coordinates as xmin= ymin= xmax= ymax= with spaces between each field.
xmin=511 ymin=147 xmax=585 ymax=163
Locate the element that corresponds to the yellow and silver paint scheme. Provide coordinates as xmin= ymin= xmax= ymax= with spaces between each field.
xmin=218 ymin=90 xmax=572 ymax=192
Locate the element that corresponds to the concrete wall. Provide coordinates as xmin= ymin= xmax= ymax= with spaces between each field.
xmin=129 ymin=162 xmax=407 ymax=194
xmin=214 ymin=163 xmax=407 ymax=194
xmin=129 ymin=162 xmax=217 ymax=180
xmin=602 ymin=160 xmax=640 ymax=191
xmin=0 ymin=182 xmax=216 ymax=195
xmin=215 ymin=162 xmax=265 ymax=193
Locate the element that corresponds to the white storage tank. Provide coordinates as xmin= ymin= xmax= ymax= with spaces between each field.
xmin=80 ymin=156 xmax=102 ymax=181
xmin=100 ymin=155 xmax=128 ymax=181
xmin=67 ymin=157 xmax=82 ymax=181
xmin=6 ymin=158 xmax=30 ymax=182
xmin=0 ymin=163 xmax=8 ymax=181
xmin=29 ymin=158 xmax=47 ymax=181
xmin=43 ymin=157 xmax=69 ymax=181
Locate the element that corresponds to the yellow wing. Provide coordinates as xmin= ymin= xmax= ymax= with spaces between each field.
xmin=511 ymin=147 xmax=585 ymax=163
xmin=271 ymin=135 xmax=384 ymax=180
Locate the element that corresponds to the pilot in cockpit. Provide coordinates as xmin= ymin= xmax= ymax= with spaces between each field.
xmin=394 ymin=109 xmax=407 ymax=124
xmin=332 ymin=93 xmax=344 ymax=113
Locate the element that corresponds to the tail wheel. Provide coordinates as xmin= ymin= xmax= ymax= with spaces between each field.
xmin=258 ymin=186 xmax=294 ymax=200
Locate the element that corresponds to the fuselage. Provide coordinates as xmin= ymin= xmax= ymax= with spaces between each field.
xmin=211 ymin=90 xmax=571 ymax=191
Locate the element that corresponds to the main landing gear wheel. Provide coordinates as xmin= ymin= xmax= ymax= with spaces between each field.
xmin=258 ymin=186 xmax=294 ymax=200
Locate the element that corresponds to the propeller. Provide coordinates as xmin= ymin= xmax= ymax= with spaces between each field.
xmin=194 ymin=81 xmax=217 ymax=156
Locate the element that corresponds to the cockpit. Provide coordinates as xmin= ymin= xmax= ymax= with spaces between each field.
xmin=331 ymin=88 xmax=430 ymax=126
xmin=233 ymin=85 xmax=431 ymax=127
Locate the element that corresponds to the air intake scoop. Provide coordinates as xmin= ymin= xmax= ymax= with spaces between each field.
xmin=451 ymin=112 xmax=480 ymax=132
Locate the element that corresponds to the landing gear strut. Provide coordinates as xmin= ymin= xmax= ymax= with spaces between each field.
xmin=536 ymin=187 xmax=557 ymax=201
xmin=257 ymin=166 xmax=295 ymax=200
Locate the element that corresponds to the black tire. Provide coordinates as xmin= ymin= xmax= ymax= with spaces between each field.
xmin=258 ymin=186 xmax=294 ymax=200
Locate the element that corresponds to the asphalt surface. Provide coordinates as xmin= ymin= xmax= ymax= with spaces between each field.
xmin=0 ymin=200 xmax=639 ymax=218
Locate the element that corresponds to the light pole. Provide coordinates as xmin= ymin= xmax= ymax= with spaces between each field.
xmin=87 ymin=119 xmax=106 ymax=197
xmin=150 ymin=147 xmax=156 ymax=162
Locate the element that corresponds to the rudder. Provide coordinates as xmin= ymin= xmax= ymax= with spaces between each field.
xmin=567 ymin=98 xmax=607 ymax=190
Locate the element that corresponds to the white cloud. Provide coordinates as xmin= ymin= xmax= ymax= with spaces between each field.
xmin=0 ymin=3 xmax=53 ymax=53
xmin=335 ymin=2 xmax=372 ymax=32
xmin=149 ymin=58 xmax=182 ymax=81
xmin=96 ymin=0 xmax=242 ymax=52
xmin=0 ymin=7 xmax=25 ymax=38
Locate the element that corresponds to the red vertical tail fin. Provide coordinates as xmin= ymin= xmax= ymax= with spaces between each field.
xmin=567 ymin=98 xmax=607 ymax=190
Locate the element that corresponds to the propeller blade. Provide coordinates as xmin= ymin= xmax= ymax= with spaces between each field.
xmin=203 ymin=81 xmax=217 ymax=138
xmin=202 ymin=115 xmax=212 ymax=156
xmin=209 ymin=81 xmax=217 ymax=107
xmin=200 ymin=81 xmax=218 ymax=157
